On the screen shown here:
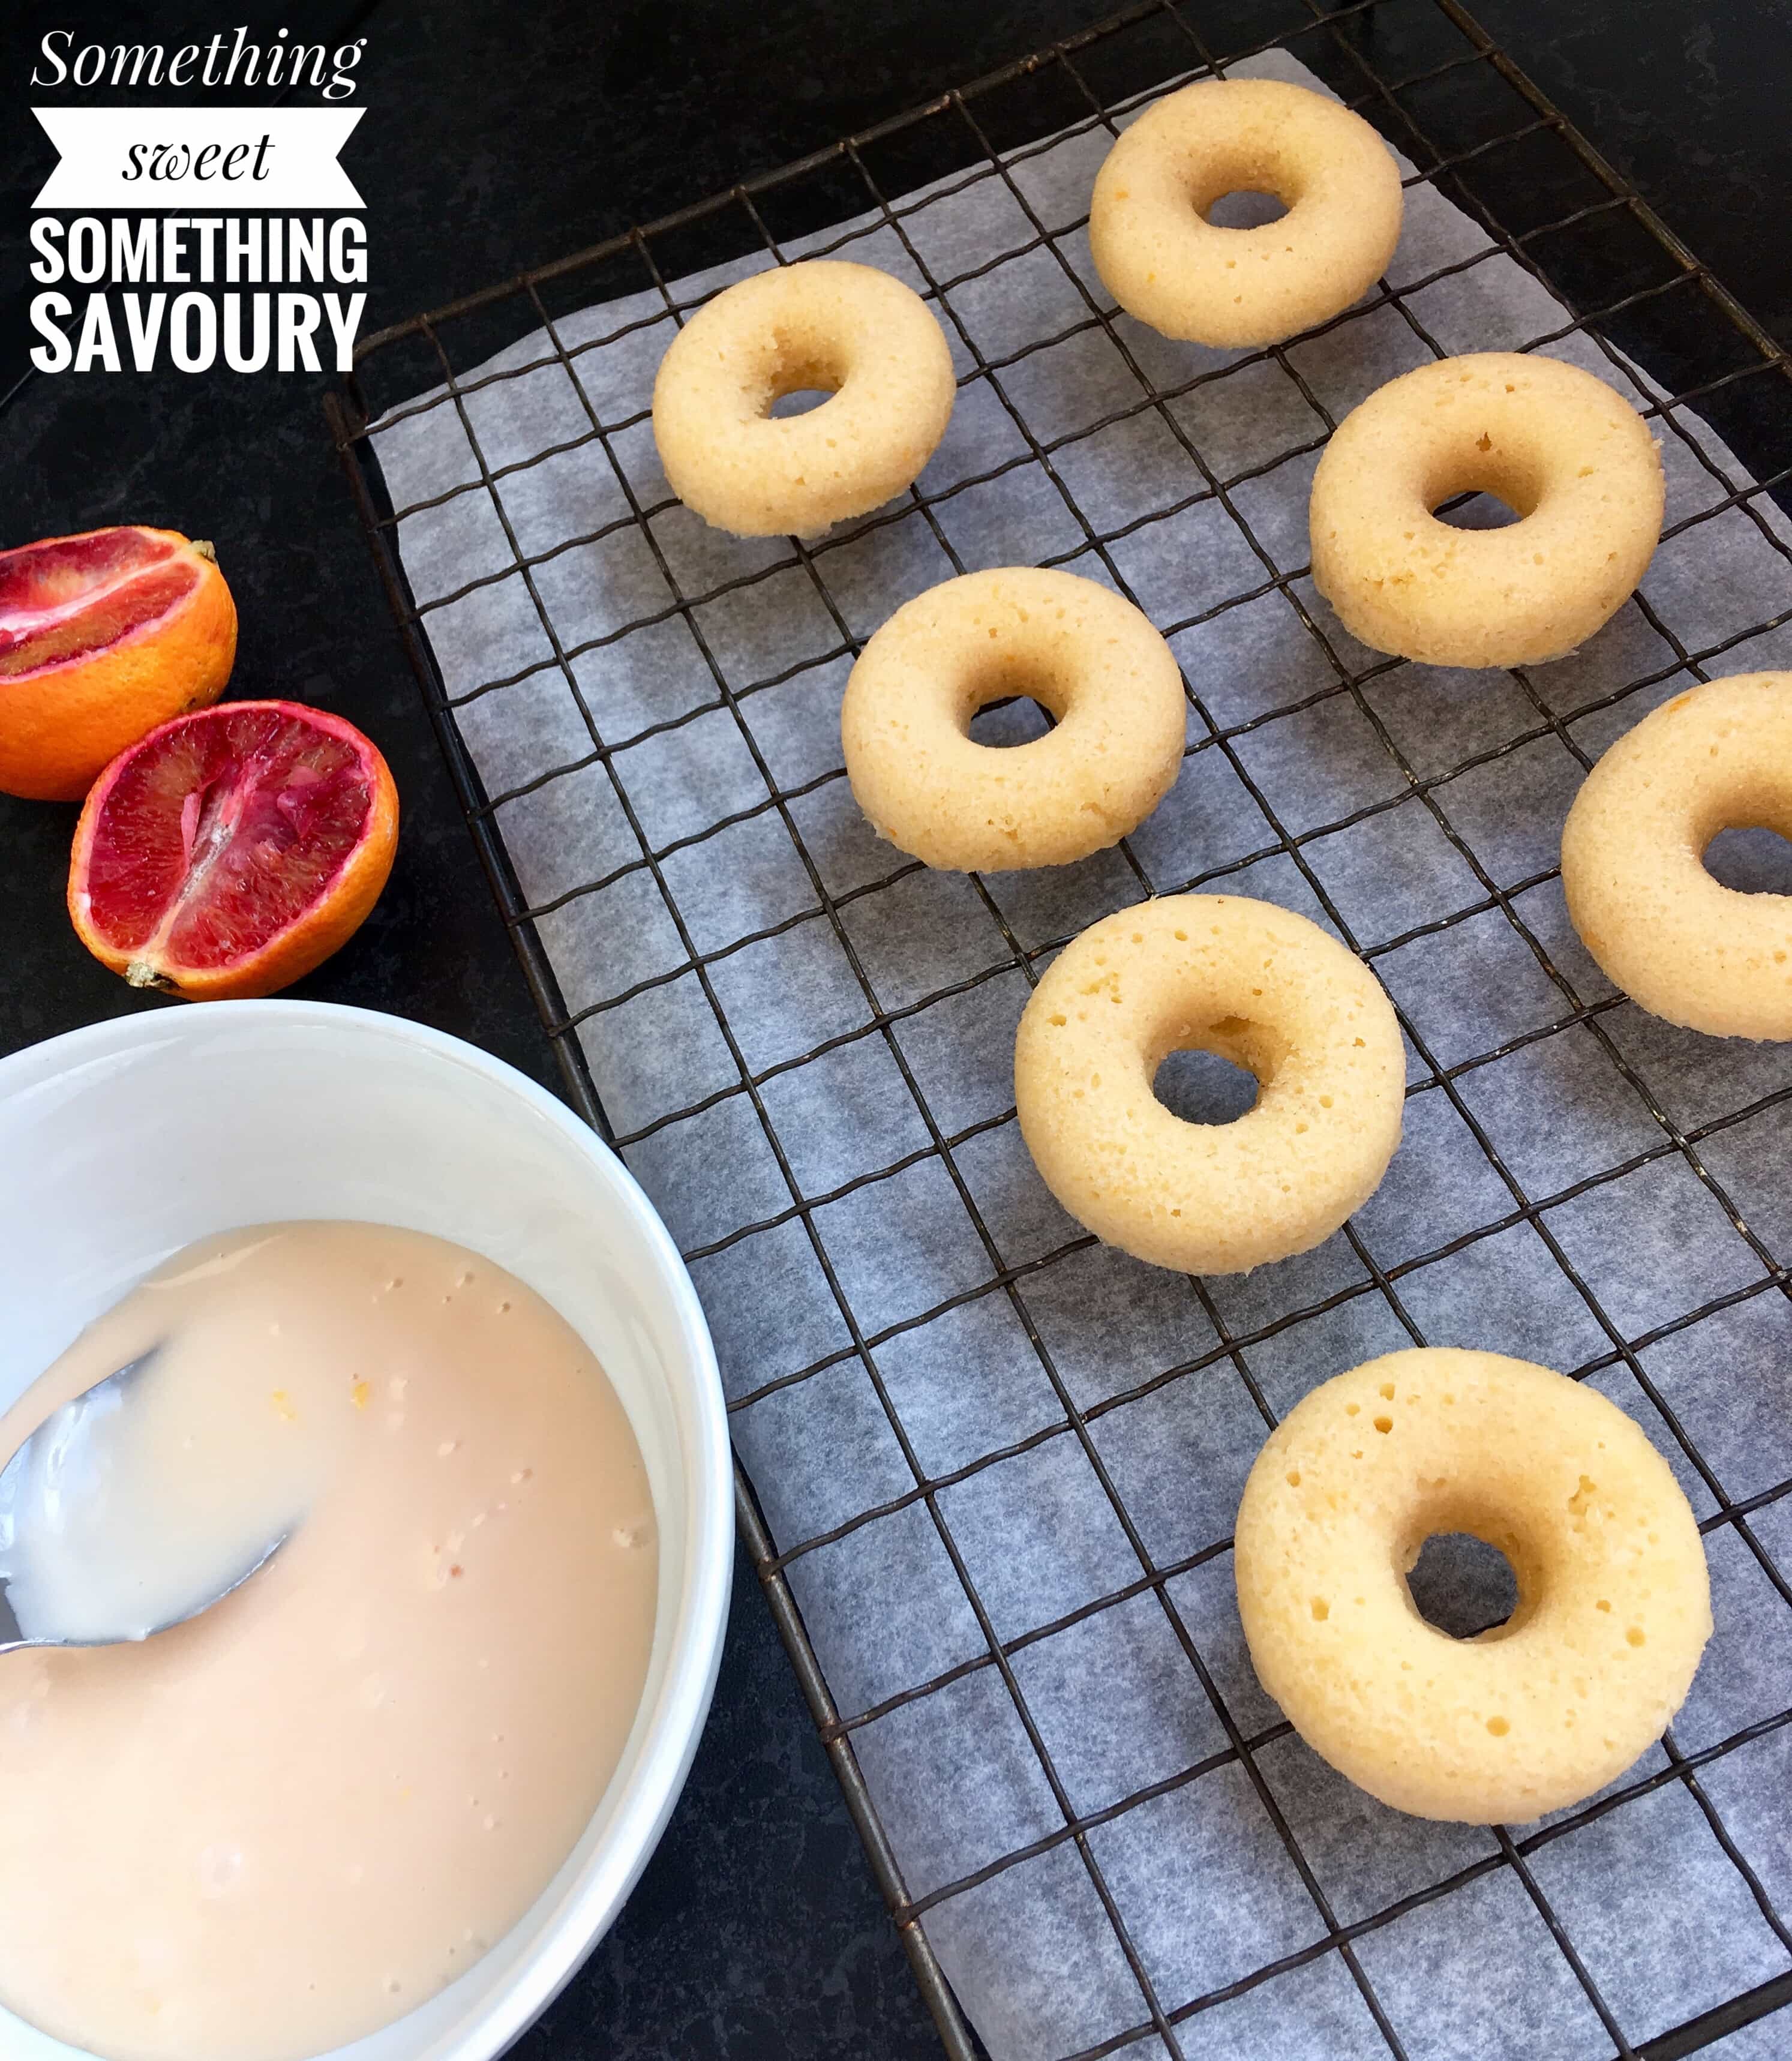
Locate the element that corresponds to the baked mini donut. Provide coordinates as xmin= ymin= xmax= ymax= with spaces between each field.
xmin=841 ymin=568 xmax=1185 ymax=871
xmin=1235 ymin=1348 xmax=1712 ymax=1823
xmin=1309 ymin=352 xmax=1664 ymax=667
xmin=1561 ymin=673 xmax=1792 ymax=1038
xmin=652 ymin=260 xmax=955 ymax=538
xmin=1088 ymin=77 xmax=1403 ymax=349
xmin=1013 ymin=895 xmax=1403 ymax=1273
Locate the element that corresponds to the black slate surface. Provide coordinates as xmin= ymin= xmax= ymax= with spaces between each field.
xmin=1 ymin=4 xmax=1788 ymax=2056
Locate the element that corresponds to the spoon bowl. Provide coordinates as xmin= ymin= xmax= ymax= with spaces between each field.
xmin=0 ymin=1348 xmax=290 ymax=1654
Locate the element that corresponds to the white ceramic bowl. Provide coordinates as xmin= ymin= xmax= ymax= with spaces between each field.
xmin=0 ymin=1000 xmax=733 ymax=2061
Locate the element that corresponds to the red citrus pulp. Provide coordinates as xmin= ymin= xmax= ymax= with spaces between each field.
xmin=68 ymin=700 xmax=400 ymax=1000
xmin=0 ymin=526 xmax=237 ymax=802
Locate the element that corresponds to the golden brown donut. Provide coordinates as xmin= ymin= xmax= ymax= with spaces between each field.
xmin=1308 ymin=352 xmax=1664 ymax=667
xmin=1561 ymin=673 xmax=1792 ymax=1038
xmin=651 ymin=260 xmax=954 ymax=538
xmin=1013 ymin=894 xmax=1404 ymax=1273
xmin=1089 ymin=77 xmax=1403 ymax=348
xmin=840 ymin=568 xmax=1185 ymax=872
xmin=1235 ymin=1348 xmax=1712 ymax=1823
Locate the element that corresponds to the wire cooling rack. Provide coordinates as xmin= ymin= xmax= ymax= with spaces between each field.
xmin=328 ymin=3 xmax=1792 ymax=2055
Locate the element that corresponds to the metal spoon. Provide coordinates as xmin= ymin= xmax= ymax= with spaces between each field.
xmin=0 ymin=1350 xmax=286 ymax=1655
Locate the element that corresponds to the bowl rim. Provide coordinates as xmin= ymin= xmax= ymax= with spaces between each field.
xmin=0 ymin=998 xmax=736 ymax=2061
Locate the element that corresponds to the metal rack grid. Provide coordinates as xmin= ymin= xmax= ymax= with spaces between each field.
xmin=326 ymin=4 xmax=1792 ymax=2056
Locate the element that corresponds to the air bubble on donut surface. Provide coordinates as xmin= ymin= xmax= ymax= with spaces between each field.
xmin=1379 ymin=1381 xmax=1395 ymax=1399
xmin=1286 ymin=1470 xmax=1301 ymax=1487
xmin=1373 ymin=1416 xmax=1393 ymax=1434
xmin=1310 ymin=1598 xmax=1329 ymax=1621
xmin=1346 ymin=1403 xmax=1360 ymax=1417
xmin=1487 ymin=1716 xmax=1510 ymax=1737
xmin=1626 ymin=1627 xmax=1647 ymax=1647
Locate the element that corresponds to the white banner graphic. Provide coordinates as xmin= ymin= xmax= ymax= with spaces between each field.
xmin=33 ymin=108 xmax=365 ymax=209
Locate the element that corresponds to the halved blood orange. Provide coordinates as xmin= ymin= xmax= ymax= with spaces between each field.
xmin=0 ymin=526 xmax=238 ymax=802
xmin=68 ymin=701 xmax=400 ymax=1000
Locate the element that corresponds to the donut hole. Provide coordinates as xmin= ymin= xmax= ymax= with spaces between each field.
xmin=1405 ymin=1531 xmax=1520 ymax=1642
xmin=1431 ymin=489 xmax=1523 ymax=532
xmin=960 ymin=658 xmax=1076 ymax=748
xmin=751 ymin=341 xmax=848 ymax=421
xmin=1423 ymin=444 xmax=1548 ymax=530
xmin=1150 ymin=1012 xmax=1289 ymax=1126
xmin=1702 ymin=824 xmax=1792 ymax=896
xmin=967 ymin=697 xmax=1057 ymax=749
xmin=1153 ymin=1046 xmax=1260 ymax=1124
xmin=1202 ymin=187 xmax=1292 ymax=230
xmin=768 ymin=388 xmax=835 ymax=418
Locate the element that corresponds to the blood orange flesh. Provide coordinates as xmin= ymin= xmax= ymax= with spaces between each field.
xmin=0 ymin=525 xmax=238 ymax=802
xmin=71 ymin=701 xmax=398 ymax=997
xmin=0 ymin=529 xmax=202 ymax=681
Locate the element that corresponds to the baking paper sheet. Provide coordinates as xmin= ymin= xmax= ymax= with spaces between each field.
xmin=371 ymin=46 xmax=1792 ymax=2061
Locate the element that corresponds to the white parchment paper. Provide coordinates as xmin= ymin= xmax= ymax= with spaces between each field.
xmin=371 ymin=47 xmax=1792 ymax=2061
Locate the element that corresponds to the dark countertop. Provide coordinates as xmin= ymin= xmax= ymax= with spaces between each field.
xmin=1 ymin=3 xmax=1788 ymax=2055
